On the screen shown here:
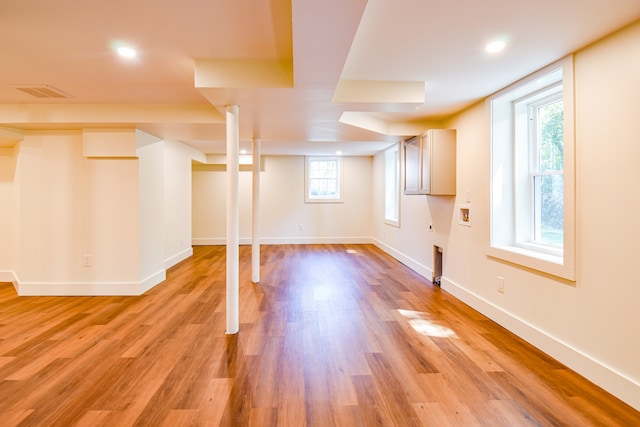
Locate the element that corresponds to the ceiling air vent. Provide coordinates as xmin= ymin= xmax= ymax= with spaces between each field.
xmin=9 ymin=84 xmax=73 ymax=99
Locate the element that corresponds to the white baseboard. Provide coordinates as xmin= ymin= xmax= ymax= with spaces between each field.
xmin=260 ymin=236 xmax=373 ymax=245
xmin=0 ymin=270 xmax=16 ymax=282
xmin=16 ymin=269 xmax=166 ymax=296
xmin=193 ymin=236 xmax=374 ymax=246
xmin=165 ymin=247 xmax=193 ymax=269
xmin=371 ymin=238 xmax=433 ymax=280
xmin=441 ymin=275 xmax=640 ymax=411
xmin=138 ymin=270 xmax=167 ymax=295
xmin=192 ymin=237 xmax=226 ymax=246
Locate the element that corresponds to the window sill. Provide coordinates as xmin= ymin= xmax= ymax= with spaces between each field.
xmin=384 ymin=218 xmax=400 ymax=228
xmin=516 ymin=241 xmax=563 ymax=258
xmin=487 ymin=245 xmax=575 ymax=282
xmin=304 ymin=198 xmax=343 ymax=204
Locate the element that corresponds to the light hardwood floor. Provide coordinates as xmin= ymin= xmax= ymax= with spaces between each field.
xmin=0 ymin=244 xmax=638 ymax=426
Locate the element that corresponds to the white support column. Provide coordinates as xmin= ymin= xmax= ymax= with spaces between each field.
xmin=226 ymin=104 xmax=240 ymax=335
xmin=251 ymin=138 xmax=261 ymax=283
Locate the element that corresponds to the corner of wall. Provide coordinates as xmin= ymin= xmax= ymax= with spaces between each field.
xmin=371 ymin=238 xmax=433 ymax=281
xmin=0 ymin=270 xmax=19 ymax=293
xmin=165 ymin=247 xmax=193 ymax=269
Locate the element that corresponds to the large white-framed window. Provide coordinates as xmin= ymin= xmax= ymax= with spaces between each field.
xmin=384 ymin=143 xmax=400 ymax=226
xmin=305 ymin=156 xmax=343 ymax=203
xmin=489 ymin=56 xmax=575 ymax=281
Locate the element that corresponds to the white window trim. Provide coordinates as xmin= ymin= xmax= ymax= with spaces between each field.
xmin=304 ymin=156 xmax=344 ymax=203
xmin=384 ymin=142 xmax=401 ymax=227
xmin=488 ymin=56 xmax=576 ymax=281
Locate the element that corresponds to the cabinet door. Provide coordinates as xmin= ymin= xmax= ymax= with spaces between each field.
xmin=403 ymin=136 xmax=420 ymax=194
xmin=420 ymin=129 xmax=456 ymax=195
xmin=419 ymin=133 xmax=431 ymax=194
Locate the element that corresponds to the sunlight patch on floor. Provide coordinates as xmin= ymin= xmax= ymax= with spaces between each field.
xmin=398 ymin=309 xmax=458 ymax=338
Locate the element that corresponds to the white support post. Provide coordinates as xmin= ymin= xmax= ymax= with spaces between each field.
xmin=226 ymin=104 xmax=240 ymax=335
xmin=251 ymin=138 xmax=261 ymax=283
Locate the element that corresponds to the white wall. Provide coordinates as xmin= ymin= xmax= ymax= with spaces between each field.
xmin=13 ymin=131 xmax=141 ymax=294
xmin=163 ymin=140 xmax=203 ymax=268
xmin=372 ymin=22 xmax=640 ymax=409
xmin=1 ymin=130 xmax=200 ymax=295
xmin=373 ymin=170 xmax=432 ymax=273
xmin=137 ymin=138 xmax=166 ymax=288
xmin=372 ymin=135 xmax=451 ymax=279
xmin=568 ymin=20 xmax=640 ymax=399
xmin=192 ymin=165 xmax=229 ymax=243
xmin=192 ymin=155 xmax=373 ymax=244
xmin=0 ymin=147 xmax=18 ymax=282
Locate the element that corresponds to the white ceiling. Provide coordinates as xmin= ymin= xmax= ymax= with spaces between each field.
xmin=1 ymin=0 xmax=639 ymax=156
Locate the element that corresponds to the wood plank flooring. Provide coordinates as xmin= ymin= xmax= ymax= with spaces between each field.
xmin=0 ymin=244 xmax=638 ymax=426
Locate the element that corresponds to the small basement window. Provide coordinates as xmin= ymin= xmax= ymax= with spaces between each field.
xmin=305 ymin=156 xmax=343 ymax=203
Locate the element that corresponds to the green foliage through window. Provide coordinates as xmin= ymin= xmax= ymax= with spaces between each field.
xmin=308 ymin=159 xmax=338 ymax=197
xmin=535 ymin=99 xmax=564 ymax=245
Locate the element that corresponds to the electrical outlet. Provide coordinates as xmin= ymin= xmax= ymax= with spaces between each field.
xmin=83 ymin=254 xmax=92 ymax=267
xmin=497 ymin=276 xmax=505 ymax=293
xmin=298 ymin=224 xmax=303 ymax=231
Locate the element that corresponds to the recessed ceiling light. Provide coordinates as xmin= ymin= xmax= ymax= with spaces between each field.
xmin=117 ymin=46 xmax=137 ymax=58
xmin=486 ymin=40 xmax=506 ymax=54
xmin=336 ymin=150 xmax=342 ymax=155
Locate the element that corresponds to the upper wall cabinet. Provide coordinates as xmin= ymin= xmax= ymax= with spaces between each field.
xmin=403 ymin=129 xmax=456 ymax=196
